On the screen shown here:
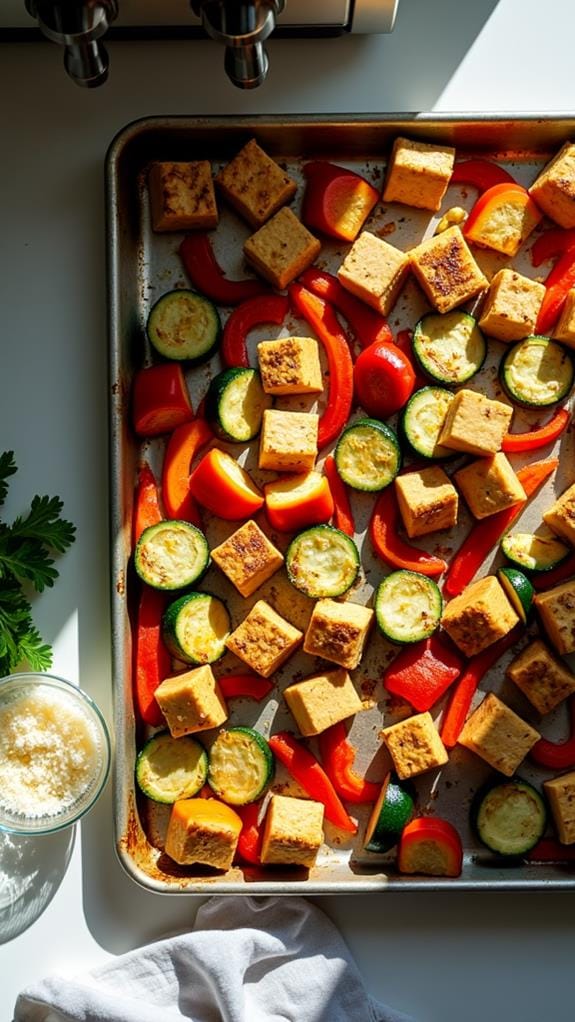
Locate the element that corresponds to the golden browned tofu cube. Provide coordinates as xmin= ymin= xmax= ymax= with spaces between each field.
xmin=479 ymin=269 xmax=545 ymax=343
xmin=437 ymin=388 xmax=513 ymax=456
xmin=337 ymin=231 xmax=410 ymax=316
xmin=244 ymin=207 xmax=321 ymax=290
xmin=257 ymin=336 xmax=323 ymax=395
xmin=261 ymin=794 xmax=324 ymax=868
xmin=507 ymin=638 xmax=575 ymax=715
xmin=215 ymin=138 xmax=296 ymax=228
xmin=382 ymin=136 xmax=455 ymax=212
xmin=543 ymin=483 xmax=575 ymax=546
xmin=529 ymin=142 xmax=575 ymax=229
xmin=211 ymin=520 xmax=283 ymax=598
xmin=409 ymin=226 xmax=488 ymax=314
xmin=458 ymin=692 xmax=540 ymax=777
xmin=454 ymin=453 xmax=526 ymax=520
xmin=395 ymin=465 xmax=458 ymax=539
xmin=259 ymin=409 xmax=318 ymax=473
xmin=382 ymin=712 xmax=448 ymax=780
xmin=226 ymin=599 xmax=302 ymax=677
xmin=534 ymin=579 xmax=575 ymax=655
xmin=544 ymin=771 xmax=575 ymax=843
xmin=303 ymin=598 xmax=374 ymax=670
xmin=148 ymin=161 xmax=218 ymax=232
xmin=154 ymin=665 xmax=228 ymax=737
xmin=441 ymin=575 xmax=519 ymax=657
xmin=554 ymin=288 xmax=575 ymax=347
xmin=165 ymin=798 xmax=242 ymax=869
xmin=283 ymin=667 xmax=363 ymax=737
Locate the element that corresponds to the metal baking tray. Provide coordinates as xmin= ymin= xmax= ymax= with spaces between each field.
xmin=107 ymin=114 xmax=575 ymax=893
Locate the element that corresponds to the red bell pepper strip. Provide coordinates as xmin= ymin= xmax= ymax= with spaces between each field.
xmin=370 ymin=487 xmax=447 ymax=579
xmin=162 ymin=419 xmax=213 ymax=525
xmin=131 ymin=363 xmax=194 ymax=438
xmin=301 ymin=161 xmax=379 ymax=242
xmin=440 ymin=627 xmax=521 ymax=748
xmin=502 ymin=407 xmax=570 ymax=453
xmin=132 ymin=462 xmax=162 ymax=548
xmin=289 ymin=283 xmax=354 ymax=449
xmin=318 ymin=723 xmax=381 ymax=804
xmin=398 ymin=817 xmax=463 ymax=877
xmin=532 ymin=551 xmax=575 ymax=590
xmin=383 ymin=635 xmax=463 ymax=714
xmin=450 ymin=159 xmax=516 ymax=193
xmin=531 ymin=227 xmax=575 ymax=267
xmin=298 ymin=268 xmax=394 ymax=349
xmin=526 ymin=838 xmax=575 ymax=862
xmin=536 ymin=246 xmax=575 ymax=333
xmin=268 ymin=732 xmax=357 ymax=833
xmin=235 ymin=802 xmax=264 ymax=865
xmin=530 ymin=696 xmax=575 ymax=770
xmin=218 ymin=674 xmax=274 ymax=701
xmin=324 ymin=455 xmax=355 ymax=537
xmin=444 ymin=458 xmax=558 ymax=597
xmin=133 ymin=586 xmax=171 ymax=728
xmin=179 ymin=233 xmax=269 ymax=306
xmin=221 ymin=294 xmax=289 ymax=368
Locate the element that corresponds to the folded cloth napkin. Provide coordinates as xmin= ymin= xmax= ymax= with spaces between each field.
xmin=14 ymin=896 xmax=414 ymax=1022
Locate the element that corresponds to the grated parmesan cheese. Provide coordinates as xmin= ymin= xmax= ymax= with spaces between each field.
xmin=0 ymin=686 xmax=102 ymax=818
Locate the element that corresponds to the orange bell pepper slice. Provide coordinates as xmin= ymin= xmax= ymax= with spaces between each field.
xmin=301 ymin=161 xmax=379 ymax=242
xmin=264 ymin=471 xmax=334 ymax=533
xmin=398 ymin=817 xmax=463 ymax=877
xmin=189 ymin=447 xmax=264 ymax=520
xmin=162 ymin=419 xmax=213 ymax=525
xmin=464 ymin=182 xmax=542 ymax=256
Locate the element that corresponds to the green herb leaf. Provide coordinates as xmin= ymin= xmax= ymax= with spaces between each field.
xmin=10 ymin=495 xmax=76 ymax=553
xmin=0 ymin=451 xmax=17 ymax=507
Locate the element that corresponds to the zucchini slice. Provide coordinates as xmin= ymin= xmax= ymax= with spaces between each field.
xmin=500 ymin=336 xmax=574 ymax=407
xmin=205 ymin=367 xmax=272 ymax=442
xmin=163 ymin=592 xmax=230 ymax=664
xmin=472 ymin=779 xmax=547 ymax=856
xmin=413 ymin=311 xmax=486 ymax=385
xmin=375 ymin=570 xmax=442 ymax=644
xmin=335 ymin=418 xmax=401 ymax=492
xmin=364 ymin=774 xmax=415 ymax=853
xmin=286 ymin=525 xmax=360 ymax=598
xmin=207 ymin=727 xmax=274 ymax=805
xmin=501 ymin=529 xmax=570 ymax=573
xmin=147 ymin=289 xmax=221 ymax=362
xmin=496 ymin=566 xmax=534 ymax=624
xmin=136 ymin=732 xmax=208 ymax=804
xmin=399 ymin=386 xmax=455 ymax=459
xmin=134 ymin=521 xmax=209 ymax=591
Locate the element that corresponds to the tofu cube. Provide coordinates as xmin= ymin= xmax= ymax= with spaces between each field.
xmin=454 ymin=453 xmax=526 ymax=520
xmin=534 ymin=579 xmax=575 ymax=655
xmin=479 ymin=269 xmax=545 ymax=343
xmin=215 ymin=138 xmax=297 ymax=228
xmin=225 ymin=599 xmax=302 ymax=677
xmin=382 ymin=711 xmax=448 ymax=780
xmin=259 ymin=409 xmax=318 ymax=473
xmin=257 ymin=336 xmax=323 ymax=395
xmin=409 ymin=226 xmax=488 ymax=314
xmin=154 ymin=665 xmax=228 ymax=737
xmin=243 ymin=207 xmax=321 ymax=290
xmin=544 ymin=771 xmax=575 ymax=844
xmin=543 ymin=482 xmax=575 ymax=546
xmin=529 ymin=142 xmax=575 ymax=229
xmin=507 ymin=638 xmax=575 ymax=715
xmin=553 ymin=288 xmax=575 ymax=347
xmin=261 ymin=794 xmax=324 ymax=868
xmin=303 ymin=598 xmax=374 ymax=670
xmin=148 ymin=161 xmax=218 ymax=232
xmin=437 ymin=388 xmax=513 ymax=456
xmin=458 ymin=692 xmax=540 ymax=776
xmin=441 ymin=575 xmax=519 ymax=657
xmin=337 ymin=231 xmax=410 ymax=316
xmin=382 ymin=136 xmax=456 ymax=212
xmin=395 ymin=465 xmax=458 ymax=539
xmin=283 ymin=667 xmax=363 ymax=736
xmin=210 ymin=520 xmax=283 ymax=598
xmin=165 ymin=798 xmax=242 ymax=869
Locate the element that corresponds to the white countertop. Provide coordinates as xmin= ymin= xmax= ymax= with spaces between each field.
xmin=2 ymin=1 xmax=575 ymax=1018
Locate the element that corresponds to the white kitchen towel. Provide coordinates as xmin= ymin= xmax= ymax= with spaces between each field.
xmin=14 ymin=896 xmax=414 ymax=1022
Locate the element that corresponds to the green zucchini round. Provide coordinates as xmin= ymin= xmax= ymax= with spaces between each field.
xmin=500 ymin=336 xmax=574 ymax=407
xmin=163 ymin=592 xmax=230 ymax=664
xmin=472 ymin=778 xmax=547 ymax=856
xmin=364 ymin=775 xmax=415 ymax=853
xmin=375 ymin=570 xmax=442 ymax=644
xmin=399 ymin=386 xmax=455 ymax=459
xmin=286 ymin=525 xmax=360 ymax=598
xmin=335 ymin=418 xmax=401 ymax=492
xmin=413 ymin=311 xmax=486 ymax=385
xmin=136 ymin=732 xmax=208 ymax=804
xmin=501 ymin=530 xmax=570 ymax=573
xmin=205 ymin=367 xmax=272 ymax=442
xmin=147 ymin=289 xmax=221 ymax=362
xmin=134 ymin=520 xmax=210 ymax=590
xmin=207 ymin=727 xmax=274 ymax=805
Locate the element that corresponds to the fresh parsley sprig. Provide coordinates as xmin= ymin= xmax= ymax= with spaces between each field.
xmin=0 ymin=452 xmax=75 ymax=675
